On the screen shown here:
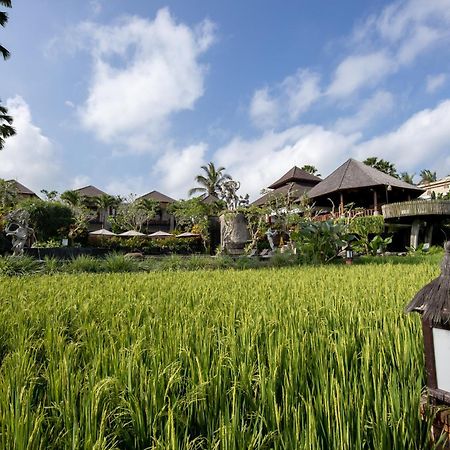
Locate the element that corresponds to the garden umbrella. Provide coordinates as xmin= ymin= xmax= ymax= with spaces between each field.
xmin=119 ymin=230 xmax=146 ymax=237
xmin=176 ymin=232 xmax=200 ymax=238
xmin=89 ymin=228 xmax=116 ymax=236
xmin=148 ymin=231 xmax=173 ymax=238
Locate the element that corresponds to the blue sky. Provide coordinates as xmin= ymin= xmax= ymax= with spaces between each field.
xmin=1 ymin=0 xmax=450 ymax=199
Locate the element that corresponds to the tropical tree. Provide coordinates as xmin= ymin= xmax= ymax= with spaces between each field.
xmin=95 ymin=194 xmax=121 ymax=228
xmin=188 ymin=162 xmax=232 ymax=197
xmin=0 ymin=103 xmax=14 ymax=149
xmin=0 ymin=178 xmax=17 ymax=209
xmin=0 ymin=1 xmax=15 ymax=150
xmin=363 ymin=157 xmax=398 ymax=178
xmin=60 ymin=190 xmax=82 ymax=207
xmin=0 ymin=0 xmax=12 ymax=61
xmin=419 ymin=169 xmax=437 ymax=184
xmin=40 ymin=189 xmax=59 ymax=201
xmin=301 ymin=165 xmax=321 ymax=177
xmin=400 ymin=172 xmax=415 ymax=185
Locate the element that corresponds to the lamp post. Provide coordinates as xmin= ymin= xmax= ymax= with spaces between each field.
xmin=406 ymin=242 xmax=450 ymax=446
xmin=345 ymin=246 xmax=354 ymax=265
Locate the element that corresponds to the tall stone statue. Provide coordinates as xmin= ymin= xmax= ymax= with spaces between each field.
xmin=5 ymin=209 xmax=33 ymax=256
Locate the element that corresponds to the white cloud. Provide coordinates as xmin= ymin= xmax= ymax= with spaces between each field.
xmin=249 ymin=69 xmax=321 ymax=127
xmin=74 ymin=8 xmax=215 ymax=152
xmin=0 ymin=96 xmax=60 ymax=194
xmin=282 ymin=70 xmax=322 ymax=121
xmin=249 ymin=88 xmax=278 ymax=129
xmin=327 ymin=51 xmax=395 ymax=99
xmin=70 ymin=175 xmax=91 ymax=190
xmin=354 ymin=98 xmax=450 ymax=172
xmin=334 ymin=90 xmax=394 ymax=134
xmin=426 ymin=73 xmax=447 ymax=93
xmin=152 ymin=143 xmax=207 ymax=198
xmin=214 ymin=126 xmax=358 ymax=199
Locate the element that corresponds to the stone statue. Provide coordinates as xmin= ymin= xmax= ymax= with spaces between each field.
xmin=5 ymin=209 xmax=33 ymax=256
xmin=265 ymin=227 xmax=277 ymax=252
xmin=220 ymin=212 xmax=250 ymax=255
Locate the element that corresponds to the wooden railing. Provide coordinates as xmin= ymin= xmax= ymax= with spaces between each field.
xmin=313 ymin=208 xmax=379 ymax=222
xmin=382 ymin=200 xmax=450 ymax=219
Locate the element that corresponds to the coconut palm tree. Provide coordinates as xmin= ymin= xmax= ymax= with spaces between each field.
xmin=419 ymin=169 xmax=437 ymax=184
xmin=300 ymin=165 xmax=321 ymax=177
xmin=95 ymin=194 xmax=120 ymax=228
xmin=0 ymin=103 xmax=15 ymax=150
xmin=188 ymin=162 xmax=232 ymax=197
xmin=60 ymin=190 xmax=81 ymax=207
xmin=0 ymin=0 xmax=12 ymax=61
xmin=400 ymin=172 xmax=415 ymax=185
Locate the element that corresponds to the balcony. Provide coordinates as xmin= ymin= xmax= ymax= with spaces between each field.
xmin=382 ymin=200 xmax=450 ymax=219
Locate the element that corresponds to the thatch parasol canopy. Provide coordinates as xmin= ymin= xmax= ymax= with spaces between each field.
xmin=176 ymin=232 xmax=200 ymax=238
xmin=406 ymin=242 xmax=450 ymax=324
xmin=148 ymin=231 xmax=173 ymax=238
xmin=89 ymin=228 xmax=116 ymax=236
xmin=119 ymin=230 xmax=147 ymax=237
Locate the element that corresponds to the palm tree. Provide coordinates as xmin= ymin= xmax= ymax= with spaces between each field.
xmin=363 ymin=157 xmax=398 ymax=178
xmin=0 ymin=0 xmax=12 ymax=61
xmin=419 ymin=169 xmax=437 ymax=184
xmin=300 ymin=165 xmax=321 ymax=177
xmin=95 ymin=194 xmax=120 ymax=228
xmin=60 ymin=190 xmax=81 ymax=207
xmin=0 ymin=103 xmax=15 ymax=149
xmin=0 ymin=2 xmax=15 ymax=150
xmin=400 ymin=172 xmax=415 ymax=185
xmin=188 ymin=162 xmax=232 ymax=197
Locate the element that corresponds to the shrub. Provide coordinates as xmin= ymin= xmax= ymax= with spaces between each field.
xmin=0 ymin=255 xmax=42 ymax=275
xmin=103 ymin=253 xmax=140 ymax=272
xmin=65 ymin=255 xmax=101 ymax=273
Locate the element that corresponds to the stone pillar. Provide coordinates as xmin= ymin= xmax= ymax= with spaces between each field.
xmin=410 ymin=219 xmax=421 ymax=249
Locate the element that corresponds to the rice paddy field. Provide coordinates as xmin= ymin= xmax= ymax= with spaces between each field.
xmin=0 ymin=260 xmax=442 ymax=449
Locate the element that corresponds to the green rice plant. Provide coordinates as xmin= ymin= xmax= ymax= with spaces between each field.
xmin=0 ymin=262 xmax=443 ymax=448
xmin=0 ymin=255 xmax=42 ymax=275
xmin=65 ymin=255 xmax=101 ymax=273
xmin=102 ymin=253 xmax=140 ymax=273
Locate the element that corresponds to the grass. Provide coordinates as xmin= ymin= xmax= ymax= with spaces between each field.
xmin=0 ymin=261 xmax=443 ymax=449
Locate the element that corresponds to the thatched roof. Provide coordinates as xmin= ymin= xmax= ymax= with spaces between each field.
xmin=308 ymin=158 xmax=423 ymax=199
xmin=252 ymin=182 xmax=310 ymax=207
xmin=137 ymin=190 xmax=175 ymax=203
xmin=268 ymin=166 xmax=321 ymax=189
xmin=7 ymin=180 xmax=37 ymax=196
xmin=406 ymin=242 xmax=450 ymax=324
xmin=74 ymin=185 xmax=108 ymax=198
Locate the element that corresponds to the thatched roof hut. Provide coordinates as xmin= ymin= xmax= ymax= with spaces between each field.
xmin=252 ymin=166 xmax=321 ymax=207
xmin=307 ymin=158 xmax=423 ymax=212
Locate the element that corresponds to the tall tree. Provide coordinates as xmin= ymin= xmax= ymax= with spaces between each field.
xmin=300 ymin=165 xmax=321 ymax=177
xmin=363 ymin=157 xmax=398 ymax=178
xmin=0 ymin=0 xmax=12 ymax=61
xmin=0 ymin=178 xmax=17 ymax=208
xmin=188 ymin=162 xmax=232 ymax=197
xmin=0 ymin=1 xmax=15 ymax=150
xmin=419 ymin=169 xmax=437 ymax=184
xmin=95 ymin=194 xmax=121 ymax=228
xmin=60 ymin=190 xmax=82 ymax=207
xmin=400 ymin=172 xmax=415 ymax=185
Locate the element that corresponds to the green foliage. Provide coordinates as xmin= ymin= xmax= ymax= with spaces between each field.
xmin=103 ymin=253 xmax=140 ymax=272
xmin=188 ymin=161 xmax=232 ymax=197
xmin=363 ymin=157 xmax=398 ymax=178
xmin=31 ymin=238 xmax=62 ymax=248
xmin=292 ymin=220 xmax=353 ymax=264
xmin=0 ymin=178 xmax=17 ymax=208
xmin=65 ymin=255 xmax=100 ymax=273
xmin=20 ymin=199 xmax=74 ymax=241
xmin=0 ymin=255 xmax=41 ymax=275
xmin=109 ymin=196 xmax=157 ymax=233
xmin=348 ymin=215 xmax=385 ymax=255
xmin=0 ymin=264 xmax=436 ymax=448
